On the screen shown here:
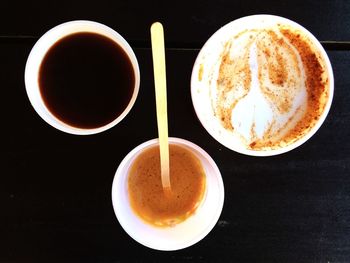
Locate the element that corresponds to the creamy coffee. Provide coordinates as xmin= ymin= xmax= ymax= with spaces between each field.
xmin=128 ymin=144 xmax=206 ymax=227
xmin=192 ymin=16 xmax=333 ymax=154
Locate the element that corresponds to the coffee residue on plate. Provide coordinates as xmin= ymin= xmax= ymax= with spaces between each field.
xmin=210 ymin=24 xmax=329 ymax=150
xmin=216 ymin=40 xmax=252 ymax=131
xmin=279 ymin=26 xmax=329 ymax=147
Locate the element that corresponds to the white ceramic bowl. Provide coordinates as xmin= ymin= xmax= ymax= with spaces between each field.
xmin=25 ymin=20 xmax=140 ymax=135
xmin=191 ymin=15 xmax=334 ymax=156
xmin=111 ymin=137 xmax=224 ymax=251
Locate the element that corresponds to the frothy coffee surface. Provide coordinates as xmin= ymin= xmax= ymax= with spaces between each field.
xmin=128 ymin=144 xmax=206 ymax=227
xmin=196 ymin=23 xmax=329 ymax=151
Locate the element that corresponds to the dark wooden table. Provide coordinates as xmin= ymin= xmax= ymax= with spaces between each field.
xmin=1 ymin=0 xmax=350 ymax=262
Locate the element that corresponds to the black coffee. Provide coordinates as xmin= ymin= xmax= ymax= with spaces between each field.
xmin=39 ymin=32 xmax=135 ymax=129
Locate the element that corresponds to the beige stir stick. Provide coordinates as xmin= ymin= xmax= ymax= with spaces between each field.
xmin=151 ymin=22 xmax=171 ymax=194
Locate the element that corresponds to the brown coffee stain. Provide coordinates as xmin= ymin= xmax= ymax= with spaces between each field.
xmin=256 ymin=29 xmax=302 ymax=114
xmin=274 ymin=26 xmax=328 ymax=148
xmin=215 ymin=40 xmax=252 ymax=130
xmin=249 ymin=119 xmax=276 ymax=149
xmin=128 ymin=144 xmax=206 ymax=227
xmin=211 ymin=25 xmax=329 ymax=150
xmin=249 ymin=105 xmax=303 ymax=149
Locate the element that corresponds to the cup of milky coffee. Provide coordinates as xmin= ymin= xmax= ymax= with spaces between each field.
xmin=25 ymin=20 xmax=140 ymax=135
xmin=191 ymin=15 xmax=334 ymax=156
xmin=111 ymin=138 xmax=224 ymax=250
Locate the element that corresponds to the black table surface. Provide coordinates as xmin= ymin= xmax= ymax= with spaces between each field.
xmin=1 ymin=0 xmax=350 ymax=262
